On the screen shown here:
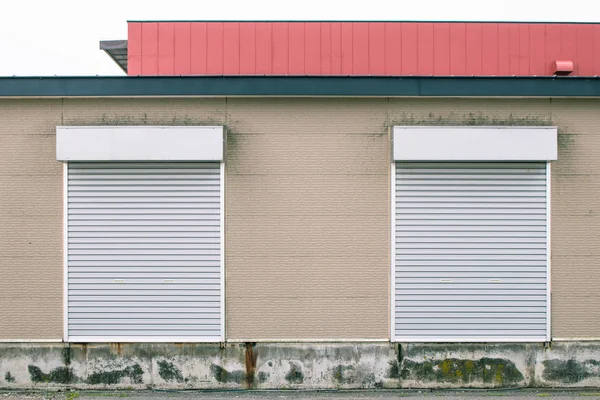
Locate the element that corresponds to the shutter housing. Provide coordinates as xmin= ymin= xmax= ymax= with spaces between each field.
xmin=58 ymin=126 xmax=225 ymax=343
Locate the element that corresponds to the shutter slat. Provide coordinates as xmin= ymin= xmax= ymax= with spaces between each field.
xmin=69 ymin=330 xmax=220 ymax=336
xmin=70 ymin=273 xmax=221 ymax=279
xmin=69 ymin=318 xmax=220 ymax=324
xmin=69 ymin=267 xmax=220 ymax=273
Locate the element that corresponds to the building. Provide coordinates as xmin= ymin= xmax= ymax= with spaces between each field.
xmin=2 ymin=21 xmax=600 ymax=389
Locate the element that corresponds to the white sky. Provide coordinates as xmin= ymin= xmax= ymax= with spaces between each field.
xmin=1 ymin=0 xmax=599 ymax=76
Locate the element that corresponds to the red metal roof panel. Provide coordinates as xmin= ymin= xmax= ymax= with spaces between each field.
xmin=127 ymin=21 xmax=600 ymax=76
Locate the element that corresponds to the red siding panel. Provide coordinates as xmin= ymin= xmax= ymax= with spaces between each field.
xmin=508 ymin=24 xmax=520 ymax=75
xmin=340 ymin=23 xmax=353 ymax=75
xmin=239 ymin=23 xmax=256 ymax=74
xmin=449 ymin=23 xmax=466 ymax=75
xmin=433 ymin=23 xmax=450 ymax=75
xmin=272 ymin=22 xmax=289 ymax=74
xmin=304 ymin=22 xmax=321 ymax=75
xmin=207 ymin=23 xmax=224 ymax=74
xmin=127 ymin=23 xmax=142 ymax=75
xmin=546 ymin=25 xmax=562 ymax=75
xmin=529 ymin=24 xmax=546 ymax=76
xmin=141 ymin=22 xmax=158 ymax=75
xmin=320 ymin=23 xmax=332 ymax=75
xmin=417 ymin=23 xmax=434 ymax=75
xmin=223 ymin=22 xmax=240 ymax=75
xmin=256 ymin=22 xmax=273 ymax=74
xmin=352 ymin=22 xmax=369 ymax=75
xmin=497 ymin=23 xmax=511 ymax=75
xmin=401 ymin=23 xmax=419 ymax=75
xmin=190 ymin=22 xmax=207 ymax=75
xmin=465 ymin=23 xmax=482 ymax=75
xmin=594 ymin=25 xmax=600 ymax=75
xmin=289 ymin=23 xmax=305 ymax=75
xmin=173 ymin=22 xmax=191 ymax=75
xmin=130 ymin=21 xmax=600 ymax=77
xmin=330 ymin=22 xmax=343 ymax=75
xmin=519 ymin=24 xmax=530 ymax=76
xmin=385 ymin=22 xmax=402 ymax=75
xmin=576 ymin=24 xmax=594 ymax=76
xmin=158 ymin=23 xmax=175 ymax=75
xmin=369 ymin=23 xmax=386 ymax=75
xmin=561 ymin=24 xmax=578 ymax=74
xmin=481 ymin=23 xmax=498 ymax=75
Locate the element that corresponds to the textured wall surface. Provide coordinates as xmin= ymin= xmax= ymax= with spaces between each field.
xmin=0 ymin=97 xmax=598 ymax=340
xmin=0 ymin=100 xmax=63 ymax=339
xmin=225 ymin=98 xmax=390 ymax=339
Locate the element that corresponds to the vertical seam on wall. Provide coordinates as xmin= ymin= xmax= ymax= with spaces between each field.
xmin=220 ymin=160 xmax=226 ymax=342
xmin=385 ymin=97 xmax=396 ymax=343
xmin=225 ymin=96 xmax=228 ymax=340
xmin=61 ymin=98 xmax=64 ymax=125
xmin=63 ymin=162 xmax=68 ymax=342
xmin=546 ymin=161 xmax=552 ymax=341
xmin=221 ymin=97 xmax=226 ymax=343
xmin=173 ymin=23 xmax=176 ymax=74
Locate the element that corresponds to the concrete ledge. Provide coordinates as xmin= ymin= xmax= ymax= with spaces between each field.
xmin=0 ymin=342 xmax=600 ymax=389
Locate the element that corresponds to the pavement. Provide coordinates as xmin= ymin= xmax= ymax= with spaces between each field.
xmin=4 ymin=389 xmax=600 ymax=400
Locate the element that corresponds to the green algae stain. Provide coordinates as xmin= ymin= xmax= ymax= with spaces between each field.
xmin=400 ymin=357 xmax=524 ymax=387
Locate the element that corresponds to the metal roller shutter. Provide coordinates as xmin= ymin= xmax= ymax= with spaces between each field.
xmin=393 ymin=162 xmax=548 ymax=342
xmin=66 ymin=162 xmax=223 ymax=342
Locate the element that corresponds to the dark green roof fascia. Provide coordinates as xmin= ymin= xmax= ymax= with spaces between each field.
xmin=1 ymin=76 xmax=600 ymax=97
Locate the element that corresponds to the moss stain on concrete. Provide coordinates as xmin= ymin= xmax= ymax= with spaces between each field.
xmin=284 ymin=363 xmax=304 ymax=384
xmin=4 ymin=372 xmax=15 ymax=383
xmin=209 ymin=364 xmax=245 ymax=384
xmin=400 ymin=358 xmax=524 ymax=387
xmin=542 ymin=359 xmax=600 ymax=384
xmin=332 ymin=365 xmax=355 ymax=385
xmin=85 ymin=364 xmax=143 ymax=385
xmin=157 ymin=360 xmax=186 ymax=383
xmin=388 ymin=360 xmax=401 ymax=379
xmin=258 ymin=371 xmax=269 ymax=383
xmin=28 ymin=365 xmax=76 ymax=384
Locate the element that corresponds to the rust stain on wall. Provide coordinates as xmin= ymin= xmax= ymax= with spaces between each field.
xmin=244 ymin=343 xmax=257 ymax=388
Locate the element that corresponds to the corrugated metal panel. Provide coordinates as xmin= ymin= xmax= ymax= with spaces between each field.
xmin=66 ymin=162 xmax=222 ymax=342
xmin=128 ymin=21 xmax=600 ymax=77
xmin=393 ymin=162 xmax=548 ymax=342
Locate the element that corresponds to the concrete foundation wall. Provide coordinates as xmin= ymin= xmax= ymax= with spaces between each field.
xmin=2 ymin=342 xmax=600 ymax=389
xmin=0 ymin=98 xmax=600 ymax=340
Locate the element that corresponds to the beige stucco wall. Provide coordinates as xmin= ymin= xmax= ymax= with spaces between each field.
xmin=0 ymin=100 xmax=63 ymax=339
xmin=225 ymin=99 xmax=390 ymax=339
xmin=0 ymin=97 xmax=597 ymax=340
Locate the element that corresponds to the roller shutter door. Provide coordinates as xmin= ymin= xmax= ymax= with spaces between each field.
xmin=66 ymin=162 xmax=223 ymax=342
xmin=393 ymin=162 xmax=548 ymax=342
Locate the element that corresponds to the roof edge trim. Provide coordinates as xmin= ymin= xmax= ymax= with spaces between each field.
xmin=1 ymin=76 xmax=600 ymax=97
xmin=126 ymin=20 xmax=600 ymax=25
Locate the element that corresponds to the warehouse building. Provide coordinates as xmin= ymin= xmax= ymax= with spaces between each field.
xmin=1 ymin=21 xmax=600 ymax=389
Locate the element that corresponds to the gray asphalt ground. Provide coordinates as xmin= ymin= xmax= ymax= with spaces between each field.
xmin=4 ymin=389 xmax=600 ymax=400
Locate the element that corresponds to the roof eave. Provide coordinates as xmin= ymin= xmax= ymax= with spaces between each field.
xmin=99 ymin=40 xmax=128 ymax=74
